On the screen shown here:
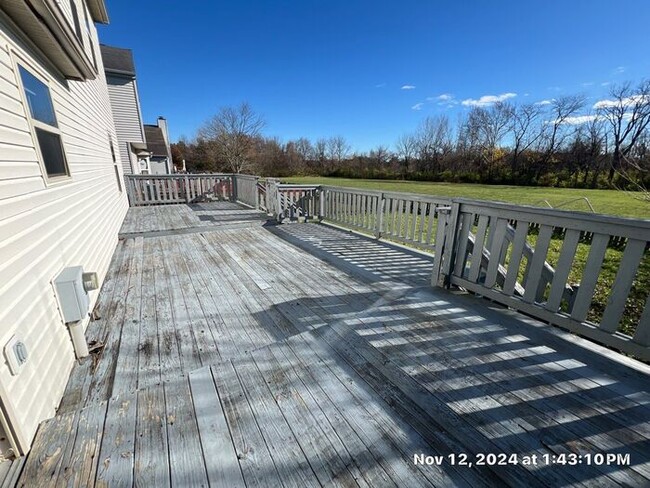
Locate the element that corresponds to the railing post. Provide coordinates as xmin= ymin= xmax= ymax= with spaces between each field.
xmin=375 ymin=193 xmax=385 ymax=239
xmin=318 ymin=186 xmax=325 ymax=221
xmin=441 ymin=201 xmax=461 ymax=288
xmin=431 ymin=201 xmax=461 ymax=288
xmin=125 ymin=176 xmax=135 ymax=206
xmin=183 ymin=176 xmax=190 ymax=203
xmin=254 ymin=177 xmax=260 ymax=210
xmin=231 ymin=175 xmax=238 ymax=202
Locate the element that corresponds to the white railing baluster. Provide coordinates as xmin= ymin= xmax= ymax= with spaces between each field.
xmin=523 ymin=225 xmax=554 ymax=304
xmin=545 ymin=229 xmax=581 ymax=312
xmin=600 ymin=239 xmax=646 ymax=332
xmin=570 ymin=234 xmax=610 ymax=322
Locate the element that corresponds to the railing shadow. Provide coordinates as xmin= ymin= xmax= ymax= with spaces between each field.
xmin=250 ymin=282 xmax=650 ymax=486
xmin=267 ymin=222 xmax=435 ymax=287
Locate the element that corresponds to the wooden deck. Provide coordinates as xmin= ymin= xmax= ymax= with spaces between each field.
xmin=119 ymin=200 xmax=268 ymax=237
xmin=17 ymin=204 xmax=650 ymax=487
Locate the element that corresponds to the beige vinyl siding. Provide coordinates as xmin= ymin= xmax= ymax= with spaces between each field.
xmin=0 ymin=9 xmax=128 ymax=453
xmin=106 ymin=75 xmax=145 ymax=174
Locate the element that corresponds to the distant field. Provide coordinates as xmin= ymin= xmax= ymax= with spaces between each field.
xmin=282 ymin=177 xmax=650 ymax=219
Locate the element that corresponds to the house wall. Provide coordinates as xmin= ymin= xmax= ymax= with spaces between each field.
xmin=106 ymin=74 xmax=146 ymax=175
xmin=0 ymin=6 xmax=128 ymax=453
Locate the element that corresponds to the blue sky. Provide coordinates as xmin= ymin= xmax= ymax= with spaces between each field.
xmin=99 ymin=1 xmax=650 ymax=152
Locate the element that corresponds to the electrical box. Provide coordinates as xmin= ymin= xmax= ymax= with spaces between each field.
xmin=4 ymin=336 xmax=28 ymax=376
xmin=53 ymin=266 xmax=90 ymax=323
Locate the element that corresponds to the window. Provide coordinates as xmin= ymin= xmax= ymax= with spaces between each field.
xmin=18 ymin=65 xmax=69 ymax=179
xmin=82 ymin=3 xmax=97 ymax=70
xmin=70 ymin=1 xmax=84 ymax=46
xmin=109 ymin=134 xmax=122 ymax=192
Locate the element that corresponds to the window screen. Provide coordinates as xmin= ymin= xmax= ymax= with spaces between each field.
xmin=35 ymin=128 xmax=67 ymax=177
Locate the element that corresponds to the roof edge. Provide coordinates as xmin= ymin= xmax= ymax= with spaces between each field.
xmin=86 ymin=0 xmax=109 ymax=24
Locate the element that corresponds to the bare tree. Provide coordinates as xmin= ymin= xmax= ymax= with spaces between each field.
xmin=395 ymin=134 xmax=417 ymax=178
xmin=510 ymin=103 xmax=543 ymax=179
xmin=326 ymin=136 xmax=351 ymax=169
xmin=314 ymin=138 xmax=328 ymax=170
xmin=415 ymin=116 xmax=452 ymax=174
xmin=596 ymin=80 xmax=650 ymax=183
xmin=464 ymin=103 xmax=512 ymax=179
xmin=369 ymin=145 xmax=392 ymax=169
xmin=534 ymin=95 xmax=586 ymax=180
xmin=198 ymin=102 xmax=265 ymax=173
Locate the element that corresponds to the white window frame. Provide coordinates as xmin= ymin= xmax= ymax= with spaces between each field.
xmin=12 ymin=53 xmax=71 ymax=184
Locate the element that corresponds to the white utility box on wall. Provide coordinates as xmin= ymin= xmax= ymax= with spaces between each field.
xmin=53 ymin=266 xmax=90 ymax=323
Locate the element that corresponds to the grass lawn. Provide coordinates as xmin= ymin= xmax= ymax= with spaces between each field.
xmin=283 ymin=176 xmax=649 ymax=219
xmin=281 ymin=176 xmax=648 ymax=340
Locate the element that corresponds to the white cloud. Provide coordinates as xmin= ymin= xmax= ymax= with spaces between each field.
xmin=581 ymin=81 xmax=595 ymax=87
xmin=535 ymin=99 xmax=554 ymax=106
xmin=614 ymin=66 xmax=626 ymax=74
xmin=461 ymin=92 xmax=517 ymax=107
xmin=411 ymin=103 xmax=424 ymax=111
xmin=401 ymin=85 xmax=416 ymax=90
xmin=593 ymin=94 xmax=650 ymax=110
xmin=601 ymin=81 xmax=611 ymax=87
xmin=436 ymin=93 xmax=453 ymax=101
xmin=562 ymin=114 xmax=598 ymax=125
xmin=375 ymin=83 xmax=387 ymax=88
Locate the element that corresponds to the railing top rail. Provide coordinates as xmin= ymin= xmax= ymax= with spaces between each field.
xmin=276 ymin=184 xmax=320 ymax=190
xmin=320 ymin=185 xmax=383 ymax=197
xmin=125 ymin=173 xmax=234 ymax=179
xmin=233 ymin=174 xmax=260 ymax=180
xmin=456 ymin=198 xmax=650 ymax=235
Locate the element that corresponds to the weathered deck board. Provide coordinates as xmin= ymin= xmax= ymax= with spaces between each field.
xmin=119 ymin=201 xmax=267 ymax=236
xmin=17 ymin=205 xmax=650 ymax=488
xmin=187 ymin=368 xmax=242 ymax=488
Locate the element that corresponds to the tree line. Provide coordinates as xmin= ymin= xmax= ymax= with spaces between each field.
xmin=171 ymin=81 xmax=650 ymax=194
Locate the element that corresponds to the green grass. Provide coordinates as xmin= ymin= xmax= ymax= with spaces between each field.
xmin=283 ymin=176 xmax=650 ymax=219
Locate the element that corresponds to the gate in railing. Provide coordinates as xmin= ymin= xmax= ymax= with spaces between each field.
xmin=266 ymin=181 xmax=321 ymax=222
xmin=431 ymin=199 xmax=650 ymax=360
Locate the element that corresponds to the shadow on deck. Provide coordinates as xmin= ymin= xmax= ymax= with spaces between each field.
xmin=16 ymin=205 xmax=650 ymax=487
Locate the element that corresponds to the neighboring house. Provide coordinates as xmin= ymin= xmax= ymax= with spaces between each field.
xmin=100 ymin=44 xmax=150 ymax=175
xmin=144 ymin=117 xmax=173 ymax=175
xmin=0 ymin=0 xmax=128 ymax=456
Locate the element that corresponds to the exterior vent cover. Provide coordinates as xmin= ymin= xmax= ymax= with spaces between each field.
xmin=5 ymin=337 xmax=28 ymax=376
xmin=53 ymin=266 xmax=90 ymax=323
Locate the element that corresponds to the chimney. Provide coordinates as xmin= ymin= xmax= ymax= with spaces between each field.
xmin=157 ymin=116 xmax=170 ymax=146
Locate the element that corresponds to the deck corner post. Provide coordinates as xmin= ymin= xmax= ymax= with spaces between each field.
xmin=441 ymin=201 xmax=462 ymax=288
xmin=125 ymin=175 xmax=135 ymax=207
xmin=431 ymin=201 xmax=461 ymax=288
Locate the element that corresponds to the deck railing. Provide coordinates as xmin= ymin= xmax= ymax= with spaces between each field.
xmin=321 ymin=186 xmax=451 ymax=252
xmin=124 ymin=174 xmax=263 ymax=208
xmin=266 ymin=181 xmax=321 ymax=222
xmin=431 ymin=199 xmax=650 ymax=360
xmin=263 ymin=182 xmax=650 ymax=360
xmin=232 ymin=174 xmax=259 ymax=208
xmin=124 ymin=174 xmax=649 ymax=360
